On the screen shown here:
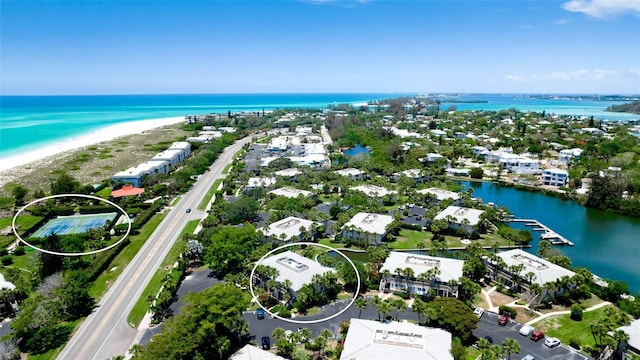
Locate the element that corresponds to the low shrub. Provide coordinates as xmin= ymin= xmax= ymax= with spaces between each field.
xmin=0 ymin=256 xmax=13 ymax=266
xmin=569 ymin=337 xmax=581 ymax=349
xmin=499 ymin=305 xmax=517 ymax=318
xmin=570 ymin=304 xmax=583 ymax=321
xmin=393 ymin=291 xmax=410 ymax=300
xmin=13 ymin=247 xmax=25 ymax=256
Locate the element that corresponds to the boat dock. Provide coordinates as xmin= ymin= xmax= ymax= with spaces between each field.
xmin=510 ymin=219 xmax=574 ymax=246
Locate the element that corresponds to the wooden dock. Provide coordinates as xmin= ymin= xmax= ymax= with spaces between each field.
xmin=510 ymin=219 xmax=574 ymax=246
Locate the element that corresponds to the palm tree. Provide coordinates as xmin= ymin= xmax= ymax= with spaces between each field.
xmin=404 ymin=267 xmax=415 ymax=297
xmin=371 ymin=295 xmax=382 ymax=320
xmin=476 ymin=337 xmax=491 ymax=354
xmin=612 ymin=329 xmax=630 ymax=356
xmin=412 ymin=297 xmax=426 ymax=323
xmin=393 ymin=298 xmax=406 ymax=321
xmin=378 ymin=299 xmax=392 ymax=321
xmin=355 ymin=297 xmax=367 ymax=318
xmin=502 ymin=338 xmax=520 ymax=360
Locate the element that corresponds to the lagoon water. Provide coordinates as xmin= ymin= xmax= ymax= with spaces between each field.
xmin=459 ymin=181 xmax=640 ymax=293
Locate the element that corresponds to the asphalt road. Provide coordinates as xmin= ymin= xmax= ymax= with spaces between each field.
xmin=472 ymin=311 xmax=591 ymax=360
xmin=57 ymin=135 xmax=252 ymax=360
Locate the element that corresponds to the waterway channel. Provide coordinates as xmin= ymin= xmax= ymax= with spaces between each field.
xmin=459 ymin=181 xmax=640 ymax=293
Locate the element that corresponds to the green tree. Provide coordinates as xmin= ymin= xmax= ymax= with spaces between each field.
xmin=469 ymin=167 xmax=484 ymax=179
xmin=11 ymin=184 xmax=29 ymax=207
xmin=502 ymin=338 xmax=520 ymax=360
xmin=355 ymin=297 xmax=367 ymax=318
xmin=450 ymin=336 xmax=467 ymax=360
xmin=426 ymin=297 xmax=479 ymax=341
xmin=56 ymin=270 xmax=94 ymax=320
xmin=50 ymin=173 xmax=80 ymax=195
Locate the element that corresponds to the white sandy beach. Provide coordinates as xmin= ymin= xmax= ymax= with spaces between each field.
xmin=0 ymin=116 xmax=185 ymax=175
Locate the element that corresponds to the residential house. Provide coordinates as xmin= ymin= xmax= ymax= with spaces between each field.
xmin=334 ymin=168 xmax=366 ymax=181
xmin=268 ymin=187 xmax=312 ymax=199
xmin=617 ymin=319 xmax=640 ymax=358
xmin=254 ymin=250 xmax=335 ymax=298
xmin=559 ymin=148 xmax=583 ymax=164
xmin=341 ymin=212 xmax=394 ymax=245
xmin=379 ymin=252 xmax=464 ymax=298
xmin=433 ymin=206 xmax=484 ymax=235
xmin=258 ymin=216 xmax=317 ymax=242
xmin=445 ymin=168 xmax=470 ymax=177
xmin=541 ymin=169 xmax=568 ymax=187
xmin=274 ymin=168 xmax=302 ymax=180
xmin=391 ymin=169 xmax=427 ymax=183
xmin=417 ymin=188 xmax=461 ymax=205
xmin=351 ymin=185 xmax=398 ymax=201
xmin=486 ymin=249 xmax=576 ymax=300
xmin=340 ymin=319 xmax=453 ymax=360
xmin=246 ymin=177 xmax=276 ymax=191
xmin=229 ymin=345 xmax=285 ymax=360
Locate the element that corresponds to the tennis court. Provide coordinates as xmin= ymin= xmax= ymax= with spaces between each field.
xmin=31 ymin=212 xmax=118 ymax=238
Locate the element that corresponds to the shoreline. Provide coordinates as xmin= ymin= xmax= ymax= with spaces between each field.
xmin=0 ymin=116 xmax=185 ymax=174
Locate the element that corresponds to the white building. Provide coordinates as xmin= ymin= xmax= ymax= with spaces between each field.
xmin=424 ymin=153 xmax=444 ymax=163
xmin=151 ymin=149 xmax=187 ymax=168
xmin=487 ymin=249 xmax=576 ymax=299
xmin=246 ymin=177 xmax=276 ymax=191
xmin=257 ymin=250 xmax=335 ymax=295
xmin=340 ymin=319 xmax=453 ymax=360
xmin=433 ymin=206 xmax=484 ymax=235
xmin=229 ymin=345 xmax=285 ymax=360
xmin=335 ymin=168 xmax=366 ymax=181
xmin=341 ymin=212 xmax=394 ymax=245
xmin=351 ymin=185 xmax=397 ymax=199
xmin=559 ymin=148 xmax=583 ymax=164
xmin=617 ymin=319 xmax=640 ymax=358
xmin=417 ymin=188 xmax=461 ymax=205
xmin=111 ymin=160 xmax=170 ymax=187
xmin=268 ymin=187 xmax=312 ymax=199
xmin=445 ymin=168 xmax=470 ymax=177
xmin=379 ymin=252 xmax=464 ymax=297
xmin=541 ymin=169 xmax=568 ymax=187
xmin=267 ymin=136 xmax=290 ymax=152
xmin=391 ymin=169 xmax=426 ymax=183
xmin=258 ymin=216 xmax=317 ymax=242
xmin=274 ymin=168 xmax=302 ymax=179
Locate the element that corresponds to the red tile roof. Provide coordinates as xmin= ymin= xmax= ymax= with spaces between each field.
xmin=111 ymin=185 xmax=145 ymax=198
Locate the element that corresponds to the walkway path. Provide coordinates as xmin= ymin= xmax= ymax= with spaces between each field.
xmin=525 ymin=301 xmax=612 ymax=326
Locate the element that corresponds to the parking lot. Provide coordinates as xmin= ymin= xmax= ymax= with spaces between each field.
xmin=473 ymin=311 xmax=591 ymax=360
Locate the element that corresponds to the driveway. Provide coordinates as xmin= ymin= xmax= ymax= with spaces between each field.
xmin=473 ymin=311 xmax=590 ymax=360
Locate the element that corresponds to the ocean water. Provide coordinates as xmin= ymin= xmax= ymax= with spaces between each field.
xmin=1 ymin=93 xmax=637 ymax=158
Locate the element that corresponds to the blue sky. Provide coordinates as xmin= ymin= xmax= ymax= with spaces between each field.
xmin=1 ymin=0 xmax=639 ymax=95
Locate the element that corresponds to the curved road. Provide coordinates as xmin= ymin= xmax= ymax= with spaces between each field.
xmin=58 ymin=135 xmax=253 ymax=360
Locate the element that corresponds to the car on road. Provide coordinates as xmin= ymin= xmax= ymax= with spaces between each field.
xmin=186 ymin=208 xmax=191 ymax=213
xmin=484 ymin=336 xmax=493 ymax=344
xmin=544 ymin=337 xmax=561 ymax=348
xmin=261 ymin=336 xmax=270 ymax=350
xmin=519 ymin=325 xmax=534 ymax=336
xmin=256 ymin=309 xmax=265 ymax=319
xmin=498 ymin=314 xmax=509 ymax=326
xmin=474 ymin=307 xmax=485 ymax=318
xmin=521 ymin=355 xmax=534 ymax=360
xmin=530 ymin=330 xmax=544 ymax=341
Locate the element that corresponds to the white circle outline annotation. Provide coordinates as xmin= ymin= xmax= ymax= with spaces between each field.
xmin=249 ymin=241 xmax=361 ymax=325
xmin=12 ymin=194 xmax=132 ymax=257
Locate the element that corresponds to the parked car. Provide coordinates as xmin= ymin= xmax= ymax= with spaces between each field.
xmin=256 ymin=309 xmax=265 ymax=319
xmin=484 ymin=336 xmax=493 ymax=344
xmin=261 ymin=336 xmax=271 ymax=350
xmin=498 ymin=314 xmax=509 ymax=326
xmin=474 ymin=307 xmax=485 ymax=318
xmin=519 ymin=325 xmax=534 ymax=336
xmin=186 ymin=208 xmax=191 ymax=213
xmin=544 ymin=337 xmax=561 ymax=348
xmin=530 ymin=331 xmax=545 ymax=341
xmin=521 ymin=355 xmax=534 ymax=360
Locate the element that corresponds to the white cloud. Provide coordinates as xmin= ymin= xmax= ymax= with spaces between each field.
xmin=554 ymin=18 xmax=572 ymax=25
xmin=626 ymin=66 xmax=640 ymax=78
xmin=505 ymin=75 xmax=529 ymax=82
xmin=562 ymin=0 xmax=640 ymax=18
xmin=550 ymin=69 xmax=619 ymax=80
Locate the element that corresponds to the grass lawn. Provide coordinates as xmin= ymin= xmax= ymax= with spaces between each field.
xmin=197 ymin=178 xmax=223 ymax=210
xmin=89 ymin=213 xmax=168 ymax=299
xmin=318 ymin=238 xmax=349 ymax=249
xmin=534 ymin=305 xmax=615 ymax=350
xmin=393 ymin=228 xmax=510 ymax=250
xmin=127 ymin=219 xmax=200 ymax=327
xmin=465 ymin=346 xmax=482 ymax=360
xmin=94 ymin=187 xmax=112 ymax=198
xmin=0 ymin=214 xmax=43 ymax=248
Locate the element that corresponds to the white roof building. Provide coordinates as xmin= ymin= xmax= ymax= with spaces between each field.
xmin=342 ymin=212 xmax=394 ymax=236
xmin=380 ymin=252 xmax=464 ymax=283
xmin=417 ymin=188 xmax=460 ymax=202
xmin=434 ymin=206 xmax=484 ymax=226
xmin=617 ymin=319 xmax=640 ymax=354
xmin=229 ymin=344 xmax=285 ymax=360
xmin=274 ymin=168 xmax=302 ymax=177
xmin=247 ymin=177 xmax=276 ymax=189
xmin=258 ymin=216 xmax=316 ymax=242
xmin=495 ymin=249 xmax=576 ymax=287
xmin=351 ymin=184 xmax=397 ymax=198
xmin=0 ymin=273 xmax=15 ymax=290
xmin=260 ymin=250 xmax=335 ymax=292
xmin=340 ymin=318 xmax=453 ymax=360
xmin=335 ymin=168 xmax=365 ymax=178
xmin=269 ymin=187 xmax=312 ymax=198
xmin=268 ymin=136 xmax=290 ymax=151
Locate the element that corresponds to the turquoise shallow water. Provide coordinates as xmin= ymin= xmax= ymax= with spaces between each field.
xmin=1 ymin=93 xmax=637 ymax=159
